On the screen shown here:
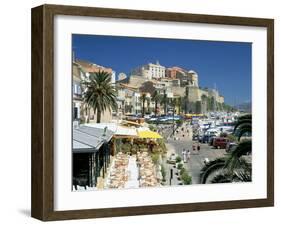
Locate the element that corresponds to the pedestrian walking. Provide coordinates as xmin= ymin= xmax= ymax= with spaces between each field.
xmin=182 ymin=149 xmax=187 ymax=163
xmin=197 ymin=143 xmax=201 ymax=153
xmin=192 ymin=143 xmax=196 ymax=151
xmin=186 ymin=150 xmax=191 ymax=162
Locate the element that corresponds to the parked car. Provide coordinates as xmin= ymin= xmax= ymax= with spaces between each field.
xmin=225 ymin=142 xmax=238 ymax=153
xmin=202 ymin=134 xmax=216 ymax=143
xmin=213 ymin=137 xmax=229 ymax=149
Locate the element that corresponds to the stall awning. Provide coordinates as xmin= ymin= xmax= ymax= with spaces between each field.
xmin=85 ymin=123 xmax=138 ymax=137
xmin=137 ymin=130 xmax=162 ymax=139
xmin=73 ymin=125 xmax=113 ymax=153
xmin=121 ymin=120 xmax=142 ymax=127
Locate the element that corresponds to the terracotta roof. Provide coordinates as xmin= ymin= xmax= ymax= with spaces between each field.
xmin=76 ymin=59 xmax=112 ymax=73
xmin=119 ymin=83 xmax=139 ymax=90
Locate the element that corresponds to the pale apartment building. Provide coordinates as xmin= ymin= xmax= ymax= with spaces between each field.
xmin=131 ymin=61 xmax=166 ymax=80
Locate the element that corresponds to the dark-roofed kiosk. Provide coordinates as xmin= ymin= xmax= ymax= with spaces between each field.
xmin=72 ymin=125 xmax=113 ymax=190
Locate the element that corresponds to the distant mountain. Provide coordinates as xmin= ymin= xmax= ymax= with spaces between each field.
xmin=234 ymin=101 xmax=252 ymax=113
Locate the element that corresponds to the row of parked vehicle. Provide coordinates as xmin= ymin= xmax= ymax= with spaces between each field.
xmin=194 ymin=133 xmax=237 ymax=152
xmin=192 ymin=117 xmax=237 ymax=152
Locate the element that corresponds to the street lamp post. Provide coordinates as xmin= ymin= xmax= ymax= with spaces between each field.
xmin=170 ymin=167 xmax=173 ymax=186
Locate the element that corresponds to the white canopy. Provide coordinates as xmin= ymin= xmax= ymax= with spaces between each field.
xmin=85 ymin=123 xmax=138 ymax=137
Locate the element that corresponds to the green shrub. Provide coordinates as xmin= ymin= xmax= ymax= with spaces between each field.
xmin=177 ymin=163 xmax=183 ymax=169
xmin=152 ymin=146 xmax=161 ymax=154
xmin=176 ymin=119 xmax=183 ymax=127
xmin=157 ymin=139 xmax=167 ymax=153
xmin=139 ymin=144 xmax=146 ymax=149
xmin=121 ymin=143 xmax=131 ymax=154
xmin=139 ymin=144 xmax=148 ymax=152
xmin=181 ymin=171 xmax=192 ymax=185
xmin=131 ymin=144 xmax=139 ymax=154
xmin=179 ymin=167 xmax=186 ymax=176
xmin=175 ymin=156 xmax=182 ymax=163
xmin=148 ymin=124 xmax=157 ymax=131
xmin=151 ymin=153 xmax=160 ymax=165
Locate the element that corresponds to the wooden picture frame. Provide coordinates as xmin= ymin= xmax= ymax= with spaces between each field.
xmin=31 ymin=4 xmax=274 ymax=221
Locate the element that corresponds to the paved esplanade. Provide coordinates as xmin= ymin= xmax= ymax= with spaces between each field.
xmin=161 ymin=123 xmax=226 ymax=184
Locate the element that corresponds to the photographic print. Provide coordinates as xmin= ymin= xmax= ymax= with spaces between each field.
xmin=72 ymin=34 xmax=252 ymax=191
xmin=31 ymin=4 xmax=273 ymax=220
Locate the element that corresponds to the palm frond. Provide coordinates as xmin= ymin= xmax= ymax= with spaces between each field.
xmin=82 ymin=71 xmax=117 ymax=123
xmin=224 ymin=140 xmax=252 ymax=172
xmin=233 ymin=114 xmax=252 ymax=132
xmin=200 ymin=158 xmax=226 ymax=184
xmin=211 ymin=173 xmax=232 ymax=183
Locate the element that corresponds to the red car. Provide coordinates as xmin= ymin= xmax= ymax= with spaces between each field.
xmin=213 ymin=137 xmax=229 ymax=149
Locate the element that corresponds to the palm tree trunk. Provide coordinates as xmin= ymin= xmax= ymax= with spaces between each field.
xmin=97 ymin=110 xmax=101 ymax=123
xmin=87 ymin=106 xmax=90 ymax=123
xmin=164 ymin=98 xmax=167 ymax=115
xmin=142 ymin=99 xmax=145 ymax=118
xmin=155 ymin=101 xmax=158 ymax=116
xmin=163 ymin=90 xmax=167 ymax=115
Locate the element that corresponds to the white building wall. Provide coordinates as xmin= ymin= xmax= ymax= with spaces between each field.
xmin=131 ymin=92 xmax=141 ymax=114
xmin=148 ymin=63 xmax=165 ymax=79
xmin=111 ymin=71 xmax=116 ymax=84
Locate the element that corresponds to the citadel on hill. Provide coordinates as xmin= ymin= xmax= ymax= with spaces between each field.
xmin=116 ymin=61 xmax=224 ymax=115
xmin=72 ymin=59 xmax=225 ymax=123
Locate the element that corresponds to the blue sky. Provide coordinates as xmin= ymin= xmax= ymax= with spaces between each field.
xmin=72 ymin=34 xmax=252 ymax=106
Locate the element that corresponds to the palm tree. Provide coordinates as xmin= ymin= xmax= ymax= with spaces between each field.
xmin=200 ymin=141 xmax=252 ymax=183
xmin=177 ymin=96 xmax=182 ymax=114
xmin=147 ymin=96 xmax=151 ymax=114
xmin=224 ymin=141 xmax=252 ymax=174
xmin=200 ymin=158 xmax=226 ymax=184
xmin=82 ymin=71 xmax=117 ymax=123
xmin=162 ymin=89 xmax=168 ymax=115
xmin=140 ymin=93 xmax=147 ymax=118
xmin=233 ymin=114 xmax=252 ymax=141
xmin=184 ymin=87 xmax=189 ymax=114
xmin=152 ymin=90 xmax=161 ymax=116
xmin=200 ymin=114 xmax=252 ymax=183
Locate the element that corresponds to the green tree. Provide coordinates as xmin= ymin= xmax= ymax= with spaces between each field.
xmin=147 ymin=97 xmax=151 ymax=114
xmin=181 ymin=171 xmax=192 ymax=185
xmin=233 ymin=114 xmax=252 ymax=141
xmin=184 ymin=87 xmax=189 ymax=114
xmin=177 ymin=96 xmax=182 ymax=114
xmin=152 ymin=90 xmax=161 ymax=116
xmin=162 ymin=89 xmax=168 ymax=115
xmin=201 ymin=94 xmax=208 ymax=113
xmin=195 ymin=101 xmax=202 ymax=114
xmin=207 ymin=96 xmax=212 ymax=111
xmin=82 ymin=71 xmax=117 ymax=123
xmin=140 ymin=93 xmax=147 ymax=118
xmin=200 ymin=158 xmax=226 ymax=184
xmin=210 ymin=96 xmax=215 ymax=111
